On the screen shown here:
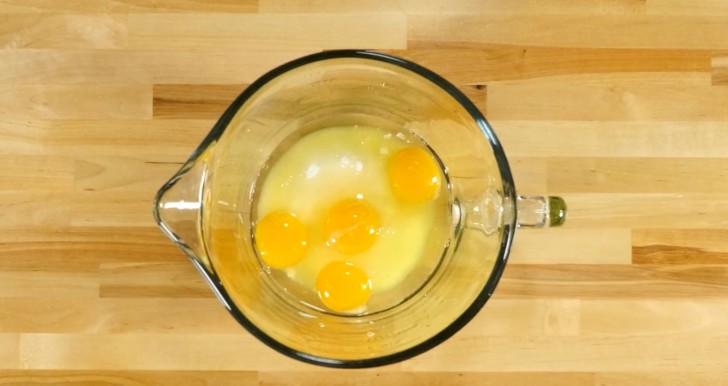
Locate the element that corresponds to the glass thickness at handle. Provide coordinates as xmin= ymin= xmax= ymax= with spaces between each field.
xmin=516 ymin=196 xmax=567 ymax=228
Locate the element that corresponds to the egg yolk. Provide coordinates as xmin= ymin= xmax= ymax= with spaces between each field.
xmin=324 ymin=198 xmax=380 ymax=255
xmin=254 ymin=211 xmax=308 ymax=269
xmin=387 ymin=146 xmax=441 ymax=203
xmin=316 ymin=261 xmax=371 ymax=312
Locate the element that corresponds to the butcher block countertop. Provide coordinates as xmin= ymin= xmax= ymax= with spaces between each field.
xmin=2 ymin=1 xmax=728 ymax=385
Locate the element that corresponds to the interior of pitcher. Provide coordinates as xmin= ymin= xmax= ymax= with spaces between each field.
xmin=198 ymin=51 xmax=516 ymax=367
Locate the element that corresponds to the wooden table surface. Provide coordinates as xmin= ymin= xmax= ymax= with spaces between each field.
xmin=2 ymin=1 xmax=728 ymax=385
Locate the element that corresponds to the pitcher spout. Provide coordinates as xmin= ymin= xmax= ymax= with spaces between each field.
xmin=153 ymin=146 xmax=214 ymax=271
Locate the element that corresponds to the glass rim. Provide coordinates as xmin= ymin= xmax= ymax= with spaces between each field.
xmin=176 ymin=49 xmax=517 ymax=368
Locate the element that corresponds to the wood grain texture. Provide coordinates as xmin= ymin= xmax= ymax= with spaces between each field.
xmin=0 ymin=49 xmax=312 ymax=84
xmin=495 ymin=121 xmax=728 ymax=158
xmin=713 ymin=52 xmax=728 ymax=85
xmin=498 ymin=265 xmax=728 ymax=299
xmin=260 ymin=0 xmax=647 ymax=15
xmin=409 ymin=14 xmax=728 ymax=49
xmin=632 ymin=229 xmax=728 ymax=264
xmin=259 ymin=371 xmax=596 ymax=386
xmin=647 ymin=0 xmax=728 ymax=15
xmin=0 ymin=370 xmax=259 ymax=386
xmin=0 ymin=119 xmax=211 ymax=159
xmin=509 ymin=229 xmax=632 ymax=264
xmin=1 ymin=1 xmax=727 ymax=384
xmin=153 ymin=84 xmax=248 ymax=119
xmin=0 ymin=335 xmax=19 ymax=370
xmin=385 ymin=46 xmax=710 ymax=84
xmin=0 ymin=0 xmax=257 ymax=13
xmin=561 ymin=193 xmax=728 ymax=228
xmin=127 ymin=14 xmax=407 ymax=50
xmin=403 ymin=335 xmax=728 ymax=371
xmin=0 ymin=14 xmax=126 ymax=49
xmin=487 ymin=73 xmax=728 ymax=121
xmin=545 ymin=158 xmax=728 ymax=193
xmin=0 ymin=85 xmax=152 ymax=119
xmin=0 ymin=228 xmax=180 ymax=268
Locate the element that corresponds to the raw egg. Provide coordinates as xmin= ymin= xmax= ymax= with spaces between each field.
xmin=254 ymin=211 xmax=308 ymax=269
xmin=388 ymin=146 xmax=442 ymax=203
xmin=316 ymin=261 xmax=371 ymax=312
xmin=324 ymin=198 xmax=380 ymax=255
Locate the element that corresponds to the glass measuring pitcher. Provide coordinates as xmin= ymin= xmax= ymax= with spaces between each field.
xmin=153 ymin=50 xmax=566 ymax=368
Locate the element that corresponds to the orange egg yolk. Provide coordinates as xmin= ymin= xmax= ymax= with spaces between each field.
xmin=254 ymin=211 xmax=308 ymax=269
xmin=316 ymin=261 xmax=371 ymax=312
xmin=324 ymin=198 xmax=380 ymax=255
xmin=387 ymin=146 xmax=441 ymax=203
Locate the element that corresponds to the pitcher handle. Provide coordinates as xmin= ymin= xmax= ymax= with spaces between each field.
xmin=516 ymin=195 xmax=567 ymax=228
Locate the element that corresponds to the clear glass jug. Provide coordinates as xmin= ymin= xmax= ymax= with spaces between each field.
xmin=153 ymin=50 xmax=566 ymax=368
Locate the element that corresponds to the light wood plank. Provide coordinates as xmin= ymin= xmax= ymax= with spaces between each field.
xmin=498 ymin=264 xmax=728 ymax=299
xmin=632 ymin=229 xmax=728 ymax=264
xmin=487 ymin=73 xmax=728 ymax=121
xmin=509 ymin=229 xmax=632 ymax=264
xmin=153 ymin=84 xmax=247 ymax=119
xmin=152 ymin=83 xmax=485 ymax=119
xmin=0 ymin=271 xmax=98 ymax=298
xmin=562 ymin=193 xmax=728 ymax=229
xmin=0 ymin=119 xmax=212 ymax=160
xmin=96 ymin=299 xmax=239 ymax=334
xmin=48 ymin=119 xmax=208 ymax=160
xmin=713 ymin=52 xmax=728 ymax=85
xmin=261 ymin=0 xmax=644 ymax=15
xmin=99 ymin=263 xmax=210 ymax=299
xmin=475 ymin=299 xmax=728 ymax=338
xmin=0 ymin=49 xmax=310 ymax=84
xmin=0 ymin=85 xmax=151 ymax=120
xmin=0 ymin=119 xmax=46 ymax=155
xmin=259 ymin=371 xmax=594 ymax=386
xmin=0 ymin=370 xmax=258 ymax=386
xmin=0 ymin=14 xmax=126 ymax=49
xmin=74 ymin=155 xmax=181 ymax=194
xmin=127 ymin=14 xmax=407 ymax=50
xmin=0 ymin=227 xmax=184 ymax=270
xmin=594 ymin=372 xmax=728 ymax=386
xmin=508 ymin=157 xmax=547 ymax=193
xmin=580 ymin=300 xmax=728 ymax=336
xmin=0 ymin=0 xmax=257 ymax=13
xmin=545 ymin=158 xmax=728 ymax=193
xmin=462 ymin=299 xmax=581 ymax=337
xmin=0 ymin=299 xmax=98 ymax=334
xmin=647 ymin=0 xmax=728 ymax=15
xmin=494 ymin=121 xmax=728 ymax=158
xmin=16 ymin=334 xmax=310 ymax=371
xmin=385 ymin=46 xmax=710 ymax=84
xmin=0 ymin=298 xmax=238 ymax=334
xmin=70 ymin=191 xmax=155 ymax=227
xmin=409 ymin=14 xmax=728 ymax=49
xmin=0 ymin=335 xmax=19 ymax=370
xmin=405 ymin=335 xmax=728 ymax=371
xmin=0 ymin=252 xmax=97 ymax=274
xmin=0 ymin=155 xmax=74 ymax=191
xmin=0 ymin=192 xmax=71 ymax=228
